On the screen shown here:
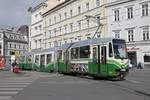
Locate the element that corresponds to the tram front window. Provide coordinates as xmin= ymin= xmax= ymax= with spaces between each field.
xmin=113 ymin=39 xmax=127 ymax=59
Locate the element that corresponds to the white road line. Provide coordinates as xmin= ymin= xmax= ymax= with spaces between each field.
xmin=127 ymin=80 xmax=142 ymax=84
xmin=0 ymin=92 xmax=18 ymax=94
xmin=0 ymin=85 xmax=27 ymax=88
xmin=0 ymin=81 xmax=33 ymax=83
xmin=0 ymin=83 xmax=31 ymax=85
xmin=0 ymin=88 xmax=23 ymax=91
xmin=0 ymin=96 xmax=12 ymax=100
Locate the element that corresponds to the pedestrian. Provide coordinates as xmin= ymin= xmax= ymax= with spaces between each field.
xmin=11 ymin=60 xmax=17 ymax=72
xmin=128 ymin=59 xmax=132 ymax=69
xmin=137 ymin=62 xmax=143 ymax=69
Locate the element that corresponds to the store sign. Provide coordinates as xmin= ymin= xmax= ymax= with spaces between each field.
xmin=127 ymin=47 xmax=140 ymax=51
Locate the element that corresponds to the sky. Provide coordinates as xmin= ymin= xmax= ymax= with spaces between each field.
xmin=0 ymin=0 xmax=45 ymax=27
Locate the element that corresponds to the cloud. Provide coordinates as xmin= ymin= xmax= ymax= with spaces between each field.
xmin=0 ymin=0 xmax=45 ymax=27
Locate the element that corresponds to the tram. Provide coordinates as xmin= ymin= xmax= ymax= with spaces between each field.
xmin=21 ymin=37 xmax=129 ymax=80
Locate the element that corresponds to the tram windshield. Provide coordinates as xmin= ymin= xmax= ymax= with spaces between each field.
xmin=113 ymin=39 xmax=127 ymax=59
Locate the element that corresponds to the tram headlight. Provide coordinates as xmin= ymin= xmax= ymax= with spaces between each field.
xmin=120 ymin=69 xmax=126 ymax=72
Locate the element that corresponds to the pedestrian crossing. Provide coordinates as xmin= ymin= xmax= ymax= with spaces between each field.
xmin=0 ymin=78 xmax=35 ymax=100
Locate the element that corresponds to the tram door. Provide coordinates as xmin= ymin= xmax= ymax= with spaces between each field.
xmin=100 ymin=46 xmax=107 ymax=76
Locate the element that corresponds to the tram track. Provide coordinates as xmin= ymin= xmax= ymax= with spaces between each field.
xmin=66 ymin=74 xmax=150 ymax=98
xmin=102 ymin=79 xmax=150 ymax=98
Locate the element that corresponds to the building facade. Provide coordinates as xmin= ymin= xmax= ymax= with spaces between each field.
xmin=106 ymin=0 xmax=150 ymax=66
xmin=29 ymin=3 xmax=46 ymax=51
xmin=29 ymin=0 xmax=107 ymax=50
xmin=0 ymin=26 xmax=28 ymax=65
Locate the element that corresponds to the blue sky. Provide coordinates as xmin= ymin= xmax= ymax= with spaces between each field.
xmin=0 ymin=0 xmax=45 ymax=27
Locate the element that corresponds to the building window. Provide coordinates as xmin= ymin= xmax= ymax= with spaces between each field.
xmin=71 ymin=40 xmax=73 ymax=43
xmin=96 ymin=0 xmax=100 ymax=7
xmin=86 ymin=2 xmax=89 ymax=11
xmin=30 ymin=41 xmax=31 ymax=50
xmin=143 ymin=27 xmax=149 ymax=40
xmin=78 ymin=6 xmax=81 ymax=14
xmin=9 ymin=44 xmax=12 ymax=48
xmin=64 ymin=25 xmax=67 ymax=34
xmin=0 ymin=34 xmax=2 ymax=38
xmin=142 ymin=3 xmax=148 ymax=16
xmin=49 ymin=30 xmax=51 ymax=37
xmin=144 ymin=54 xmax=150 ymax=62
xmin=59 ymin=40 xmax=62 ymax=46
xmin=78 ymin=20 xmax=81 ymax=30
xmin=70 ymin=10 xmax=73 ymax=17
xmin=114 ymin=10 xmax=120 ymax=21
xmin=19 ymin=45 xmax=21 ymax=49
xmin=87 ymin=19 xmax=90 ymax=28
xmin=14 ymin=44 xmax=17 ymax=48
xmin=70 ymin=23 xmax=73 ymax=32
xmin=59 ymin=27 xmax=62 ymax=35
xmin=44 ymin=21 xmax=47 ymax=27
xmin=54 ymin=28 xmax=57 ymax=36
xmin=59 ymin=14 xmax=62 ymax=21
xmin=96 ymin=16 xmax=100 ymax=25
xmin=128 ymin=29 xmax=134 ymax=42
xmin=127 ymin=7 xmax=133 ymax=19
xmin=64 ymin=12 xmax=67 ymax=19
xmin=65 ymin=41 xmax=67 ymax=44
xmin=49 ymin=42 xmax=51 ymax=48
xmin=54 ymin=17 xmax=56 ymax=23
xmin=49 ymin=19 xmax=51 ymax=25
xmin=114 ymin=31 xmax=120 ymax=39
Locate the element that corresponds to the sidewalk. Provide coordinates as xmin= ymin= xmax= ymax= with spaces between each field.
xmin=144 ymin=64 xmax=150 ymax=69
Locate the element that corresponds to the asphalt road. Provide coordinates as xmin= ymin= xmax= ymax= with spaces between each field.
xmin=0 ymin=68 xmax=150 ymax=100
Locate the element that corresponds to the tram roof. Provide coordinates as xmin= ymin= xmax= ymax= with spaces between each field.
xmin=25 ymin=37 xmax=118 ymax=55
xmin=60 ymin=37 xmax=114 ymax=49
xmin=25 ymin=47 xmax=54 ymax=55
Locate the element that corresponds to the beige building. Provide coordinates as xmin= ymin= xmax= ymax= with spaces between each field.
xmin=42 ymin=0 xmax=107 ymax=49
xmin=29 ymin=0 xmax=107 ymax=51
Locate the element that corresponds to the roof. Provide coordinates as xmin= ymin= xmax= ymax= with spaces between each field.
xmin=42 ymin=0 xmax=75 ymax=17
xmin=62 ymin=37 xmax=114 ymax=49
xmin=26 ymin=37 xmax=118 ymax=56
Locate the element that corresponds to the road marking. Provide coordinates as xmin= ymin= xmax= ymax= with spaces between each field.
xmin=0 ymin=83 xmax=31 ymax=85
xmin=127 ymin=80 xmax=142 ymax=84
xmin=0 ymin=92 xmax=18 ymax=94
xmin=0 ymin=96 xmax=12 ymax=100
xmin=0 ymin=81 xmax=33 ymax=83
xmin=0 ymin=88 xmax=23 ymax=91
xmin=0 ymin=85 xmax=27 ymax=88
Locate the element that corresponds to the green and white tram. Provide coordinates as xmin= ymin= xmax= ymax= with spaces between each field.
xmin=22 ymin=37 xmax=129 ymax=80
xmin=57 ymin=38 xmax=129 ymax=79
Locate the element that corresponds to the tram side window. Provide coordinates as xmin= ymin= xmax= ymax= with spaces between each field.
xmin=71 ymin=47 xmax=79 ymax=59
xmin=47 ymin=54 xmax=52 ymax=64
xmin=109 ymin=43 xmax=113 ymax=57
xmin=40 ymin=55 xmax=45 ymax=65
xmin=80 ymin=46 xmax=90 ymax=58
xmin=57 ymin=50 xmax=62 ymax=60
xmin=63 ymin=51 xmax=69 ymax=61
xmin=35 ymin=55 xmax=39 ymax=64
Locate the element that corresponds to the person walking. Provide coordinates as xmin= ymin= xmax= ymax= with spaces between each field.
xmin=137 ymin=62 xmax=143 ymax=69
xmin=11 ymin=60 xmax=17 ymax=72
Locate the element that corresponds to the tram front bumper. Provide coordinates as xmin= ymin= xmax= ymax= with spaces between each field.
xmin=116 ymin=68 xmax=129 ymax=73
